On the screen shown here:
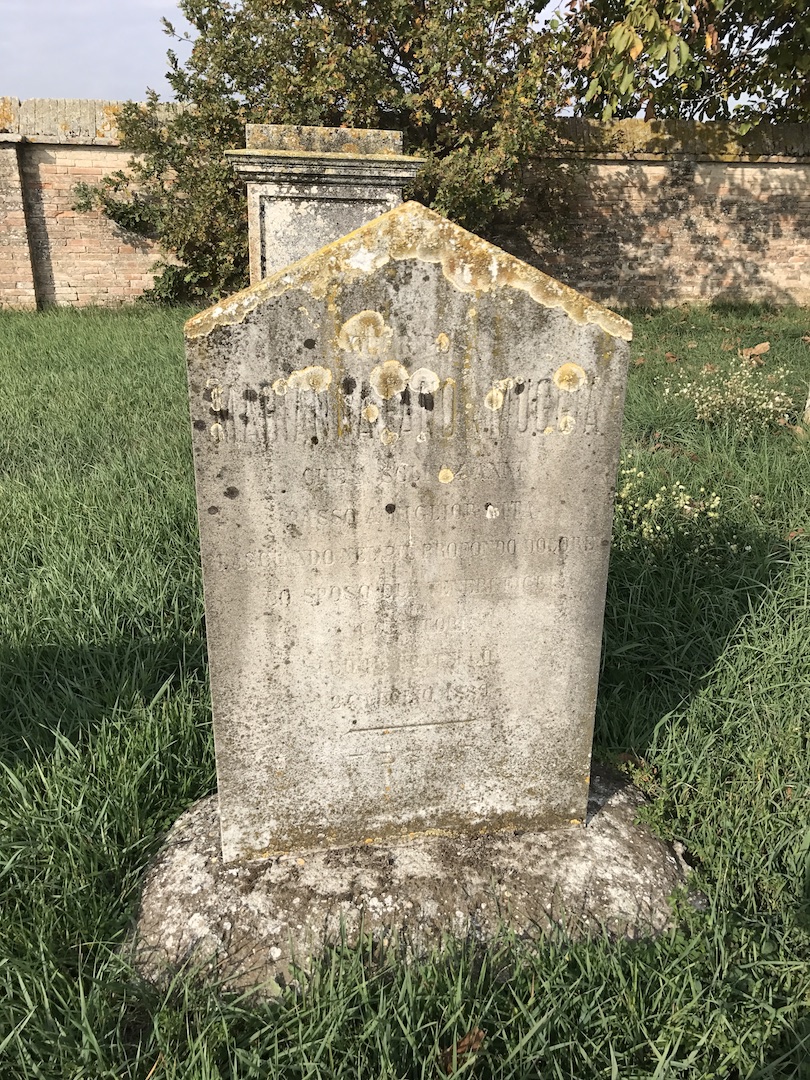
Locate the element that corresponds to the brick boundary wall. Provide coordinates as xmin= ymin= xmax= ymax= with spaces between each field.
xmin=0 ymin=98 xmax=160 ymax=309
xmin=1 ymin=100 xmax=809 ymax=309
xmin=532 ymin=119 xmax=810 ymax=308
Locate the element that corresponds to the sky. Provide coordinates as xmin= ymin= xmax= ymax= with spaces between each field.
xmin=1 ymin=0 xmax=194 ymax=102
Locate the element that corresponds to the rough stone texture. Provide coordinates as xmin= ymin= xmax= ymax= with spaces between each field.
xmin=228 ymin=128 xmax=423 ymax=283
xmin=0 ymin=143 xmax=36 ymax=309
xmin=134 ymin=766 xmax=686 ymax=994
xmin=0 ymin=97 xmax=20 ymax=134
xmin=246 ymin=124 xmax=403 ymax=155
xmin=16 ymin=97 xmax=124 ymax=142
xmin=185 ymin=201 xmax=631 ymax=864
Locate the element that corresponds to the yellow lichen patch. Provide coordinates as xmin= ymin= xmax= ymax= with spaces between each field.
xmin=484 ymin=378 xmax=514 ymax=412
xmin=370 ymin=360 xmax=410 ymax=399
xmin=380 ymin=428 xmax=399 ymax=446
xmin=362 ymin=403 xmax=380 ymax=423
xmin=0 ymin=97 xmax=18 ymax=132
xmin=485 ymin=387 xmax=505 ymax=411
xmin=486 ymin=504 xmax=500 ymax=519
xmin=272 ymin=378 xmax=288 ymax=396
xmin=337 ymin=310 xmax=392 ymax=356
xmin=100 ymin=102 xmax=123 ymax=137
xmin=434 ymin=332 xmax=450 ymax=353
xmin=559 ymin=415 xmax=576 ymax=434
xmin=286 ymin=365 xmax=333 ymax=392
xmin=185 ymin=202 xmax=632 ymax=344
xmin=543 ymin=425 xmax=555 ymax=435
xmin=553 ymin=363 xmax=587 ymax=392
xmin=409 ymin=367 xmax=440 ymax=394
xmin=210 ymin=423 xmax=223 ymax=441
xmin=438 ymin=467 xmax=455 ymax=484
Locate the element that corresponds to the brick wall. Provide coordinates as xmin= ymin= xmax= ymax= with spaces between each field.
xmin=1 ymin=103 xmax=809 ymax=309
xmin=0 ymin=98 xmax=160 ymax=309
xmin=532 ymin=120 xmax=810 ymax=308
xmin=0 ymin=141 xmax=36 ymax=308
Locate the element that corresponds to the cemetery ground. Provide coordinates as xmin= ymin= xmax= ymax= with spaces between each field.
xmin=0 ymin=304 xmax=808 ymax=1079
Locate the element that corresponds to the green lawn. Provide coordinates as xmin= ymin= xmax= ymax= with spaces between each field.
xmin=0 ymin=305 xmax=808 ymax=1078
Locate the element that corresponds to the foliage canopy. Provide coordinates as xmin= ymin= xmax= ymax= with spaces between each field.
xmin=76 ymin=0 xmax=570 ymax=302
xmin=566 ymin=0 xmax=810 ymax=124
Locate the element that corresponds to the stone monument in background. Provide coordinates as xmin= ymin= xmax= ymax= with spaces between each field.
xmin=226 ymin=125 xmax=422 ymax=283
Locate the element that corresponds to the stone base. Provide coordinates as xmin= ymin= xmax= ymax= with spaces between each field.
xmin=133 ymin=768 xmax=687 ymax=994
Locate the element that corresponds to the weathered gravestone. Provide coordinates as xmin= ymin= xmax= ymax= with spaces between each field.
xmin=184 ymin=201 xmax=632 ymax=864
xmin=135 ymin=201 xmax=688 ymax=990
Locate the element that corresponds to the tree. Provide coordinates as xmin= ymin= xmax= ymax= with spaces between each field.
xmin=76 ymin=0 xmax=571 ymax=303
xmin=565 ymin=0 xmax=810 ymax=124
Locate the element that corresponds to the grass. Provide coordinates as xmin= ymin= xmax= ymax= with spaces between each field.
xmin=0 ymin=303 xmax=808 ymax=1078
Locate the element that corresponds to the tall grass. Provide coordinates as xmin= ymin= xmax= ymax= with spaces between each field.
xmin=0 ymin=305 xmax=808 ymax=1078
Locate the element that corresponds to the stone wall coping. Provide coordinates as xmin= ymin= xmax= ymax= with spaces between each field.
xmin=558 ymin=118 xmax=810 ymax=162
xmin=245 ymin=123 xmax=403 ymax=155
xmin=227 ymin=148 xmax=424 ymax=166
xmin=0 ymin=133 xmax=122 ymax=146
xmin=226 ymin=149 xmax=424 ymax=188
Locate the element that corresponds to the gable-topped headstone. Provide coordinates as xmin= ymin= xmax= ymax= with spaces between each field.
xmin=185 ymin=202 xmax=631 ymax=864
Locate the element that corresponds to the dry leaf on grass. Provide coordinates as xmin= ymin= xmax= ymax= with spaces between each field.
xmin=440 ymin=1029 xmax=486 ymax=1074
xmin=721 ymin=338 xmax=737 ymax=351
xmin=634 ymin=355 xmax=647 ymax=366
xmin=741 ymin=341 xmax=770 ymax=365
xmin=801 ymin=335 xmax=810 ymax=344
xmin=687 ymin=341 xmax=698 ymax=349
xmin=665 ymin=351 xmax=678 ymax=364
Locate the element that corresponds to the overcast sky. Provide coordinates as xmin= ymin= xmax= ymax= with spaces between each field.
xmin=2 ymin=0 xmax=193 ymax=102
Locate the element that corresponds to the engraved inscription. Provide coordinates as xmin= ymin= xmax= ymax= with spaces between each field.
xmin=197 ymin=368 xmax=614 ymax=447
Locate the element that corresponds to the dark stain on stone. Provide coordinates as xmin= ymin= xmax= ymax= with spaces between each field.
xmin=193 ymin=419 xmax=207 ymax=431
xmin=239 ymin=412 xmax=249 ymax=425
xmin=224 ymin=486 xmax=239 ymax=499
xmin=207 ymin=506 xmax=219 ymax=515
xmin=514 ymin=380 xmax=526 ymax=395
xmin=243 ymin=388 xmax=259 ymax=402
xmin=418 ymin=391 xmax=434 ymax=411
xmin=303 ymin=338 xmax=316 ymax=349
xmin=311 ymin=436 xmax=319 ymax=446
xmin=385 ymin=503 xmax=396 ymax=514
xmin=400 ymin=388 xmax=411 ymax=406
xmin=342 ymin=376 xmax=357 ymax=395
xmin=360 ymin=385 xmax=370 ymax=400
xmin=211 ymin=407 xmax=230 ymax=420
xmin=202 ymin=388 xmax=213 ymax=402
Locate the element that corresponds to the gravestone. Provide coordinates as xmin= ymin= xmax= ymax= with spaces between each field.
xmin=226 ymin=125 xmax=423 ymax=283
xmin=185 ymin=201 xmax=632 ymax=865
